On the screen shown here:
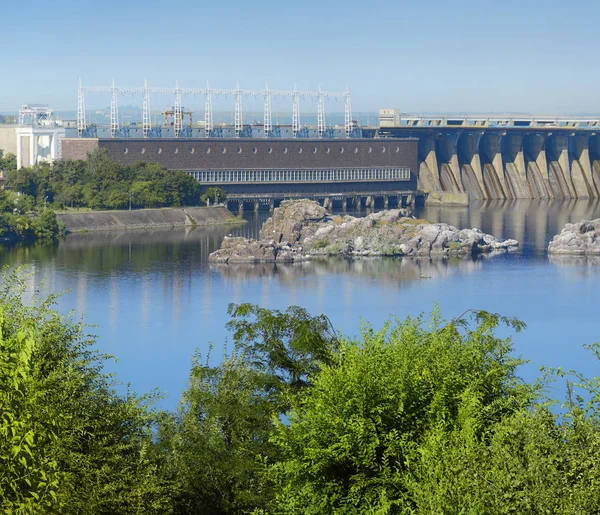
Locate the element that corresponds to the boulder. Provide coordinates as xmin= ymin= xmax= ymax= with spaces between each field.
xmin=548 ymin=219 xmax=600 ymax=255
xmin=209 ymin=200 xmax=519 ymax=263
xmin=259 ymin=199 xmax=329 ymax=244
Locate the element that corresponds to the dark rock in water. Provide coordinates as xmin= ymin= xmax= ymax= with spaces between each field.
xmin=208 ymin=199 xmax=518 ymax=264
xmin=548 ymin=219 xmax=600 ymax=256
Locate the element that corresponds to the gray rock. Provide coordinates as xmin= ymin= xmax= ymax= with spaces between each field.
xmin=209 ymin=199 xmax=519 ymax=263
xmin=548 ymin=219 xmax=600 ymax=255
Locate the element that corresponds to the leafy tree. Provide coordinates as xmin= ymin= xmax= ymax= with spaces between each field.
xmin=33 ymin=210 xmax=64 ymax=241
xmin=202 ymin=187 xmax=227 ymax=205
xmin=162 ymin=303 xmax=340 ymax=514
xmin=0 ymin=268 xmax=170 ymax=514
xmin=268 ymin=308 xmax=537 ymax=514
xmin=0 ymin=151 xmax=17 ymax=173
xmin=6 ymin=168 xmax=38 ymax=198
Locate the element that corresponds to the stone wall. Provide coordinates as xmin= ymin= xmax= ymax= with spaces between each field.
xmin=57 ymin=206 xmax=234 ymax=233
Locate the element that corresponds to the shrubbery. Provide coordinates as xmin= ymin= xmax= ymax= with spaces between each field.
xmin=2 ymin=269 xmax=600 ymax=513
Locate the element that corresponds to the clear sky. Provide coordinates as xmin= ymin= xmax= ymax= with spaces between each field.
xmin=2 ymin=0 xmax=600 ymax=115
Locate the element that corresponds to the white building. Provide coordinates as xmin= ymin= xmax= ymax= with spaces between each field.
xmin=14 ymin=105 xmax=66 ymax=169
xmin=379 ymin=108 xmax=401 ymax=128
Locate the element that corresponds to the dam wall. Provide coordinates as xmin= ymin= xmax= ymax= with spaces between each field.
xmin=410 ymin=129 xmax=600 ymax=199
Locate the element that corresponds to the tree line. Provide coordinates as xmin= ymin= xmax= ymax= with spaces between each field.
xmin=0 ymin=149 xmax=227 ymax=244
xmin=1 ymin=268 xmax=600 ymax=514
xmin=3 ymin=149 xmax=203 ymax=211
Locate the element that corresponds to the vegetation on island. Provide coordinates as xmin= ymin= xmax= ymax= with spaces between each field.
xmin=0 ymin=148 xmax=228 ymax=245
xmin=4 ymin=149 xmax=205 ymax=211
xmin=2 ymin=267 xmax=600 ymax=514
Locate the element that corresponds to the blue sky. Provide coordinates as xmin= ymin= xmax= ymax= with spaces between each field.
xmin=2 ymin=0 xmax=600 ymax=114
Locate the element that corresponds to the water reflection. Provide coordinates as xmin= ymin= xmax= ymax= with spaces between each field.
xmin=417 ymin=199 xmax=600 ymax=255
xmin=211 ymin=255 xmax=485 ymax=290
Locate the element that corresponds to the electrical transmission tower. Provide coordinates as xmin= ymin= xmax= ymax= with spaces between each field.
xmin=204 ymin=80 xmax=213 ymax=137
xmin=110 ymin=79 xmax=119 ymax=138
xmin=174 ymin=81 xmax=182 ymax=138
xmin=344 ymin=88 xmax=353 ymax=138
xmin=264 ymin=82 xmax=272 ymax=138
xmin=317 ymin=85 xmax=326 ymax=139
xmin=292 ymin=83 xmax=300 ymax=138
xmin=142 ymin=79 xmax=151 ymax=138
xmin=234 ymin=82 xmax=243 ymax=138
xmin=77 ymin=79 xmax=86 ymax=137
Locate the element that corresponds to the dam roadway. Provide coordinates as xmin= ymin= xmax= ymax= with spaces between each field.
xmin=373 ymin=116 xmax=600 ymax=199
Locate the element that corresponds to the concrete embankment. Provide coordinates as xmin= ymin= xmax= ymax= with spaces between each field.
xmin=57 ymin=206 xmax=238 ymax=233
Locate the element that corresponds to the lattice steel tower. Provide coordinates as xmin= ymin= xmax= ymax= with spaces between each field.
xmin=174 ymin=81 xmax=182 ymax=138
xmin=204 ymin=81 xmax=213 ymax=138
xmin=77 ymin=79 xmax=86 ymax=137
xmin=234 ymin=82 xmax=243 ymax=138
xmin=317 ymin=85 xmax=326 ymax=138
xmin=110 ymin=79 xmax=119 ymax=138
xmin=264 ymin=82 xmax=272 ymax=138
xmin=292 ymin=83 xmax=300 ymax=138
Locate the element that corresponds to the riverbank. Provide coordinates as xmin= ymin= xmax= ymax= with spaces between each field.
xmin=57 ymin=206 xmax=241 ymax=233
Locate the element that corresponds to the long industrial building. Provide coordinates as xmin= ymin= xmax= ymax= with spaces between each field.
xmin=62 ymin=138 xmax=419 ymax=204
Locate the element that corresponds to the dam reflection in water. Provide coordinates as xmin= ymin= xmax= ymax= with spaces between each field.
xmin=0 ymin=199 xmax=598 ymax=406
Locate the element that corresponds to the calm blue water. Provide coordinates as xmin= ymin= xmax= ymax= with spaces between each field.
xmin=1 ymin=199 xmax=599 ymax=408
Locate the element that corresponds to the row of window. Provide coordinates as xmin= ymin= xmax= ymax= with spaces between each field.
xmin=186 ymin=167 xmax=411 ymax=183
xmin=123 ymin=145 xmax=403 ymax=155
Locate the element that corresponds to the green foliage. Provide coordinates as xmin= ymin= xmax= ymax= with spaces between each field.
xmin=0 ymin=308 xmax=61 ymax=513
xmin=201 ymin=187 xmax=227 ymax=205
xmin=0 ymin=268 xmax=169 ymax=514
xmin=5 ymin=149 xmax=201 ymax=212
xmin=267 ymin=308 xmax=537 ymax=513
xmin=3 ymin=270 xmax=600 ymax=514
xmin=0 ymin=151 xmax=17 ymax=173
xmin=163 ymin=303 xmax=340 ymax=514
xmin=448 ymin=240 xmax=463 ymax=251
xmin=32 ymin=210 xmax=64 ymax=241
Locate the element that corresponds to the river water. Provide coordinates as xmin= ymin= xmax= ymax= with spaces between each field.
xmin=1 ymin=199 xmax=599 ymax=408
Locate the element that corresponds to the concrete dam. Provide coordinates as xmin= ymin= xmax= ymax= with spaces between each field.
xmin=380 ymin=127 xmax=600 ymax=199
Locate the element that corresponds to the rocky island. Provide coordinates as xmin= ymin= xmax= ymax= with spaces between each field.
xmin=548 ymin=219 xmax=600 ymax=255
xmin=209 ymin=200 xmax=518 ymax=264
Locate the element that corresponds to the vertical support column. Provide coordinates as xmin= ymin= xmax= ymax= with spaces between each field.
xmin=317 ymin=85 xmax=325 ymax=139
xmin=384 ymin=195 xmax=389 ymax=209
xmin=549 ymin=135 xmax=576 ymax=198
xmin=264 ymin=82 xmax=272 ymax=138
xmin=481 ymin=133 xmax=508 ymax=199
xmin=292 ymin=84 xmax=300 ymax=138
xmin=344 ymin=88 xmax=352 ymax=138
xmin=77 ymin=79 xmax=86 ymax=138
xmin=110 ymin=79 xmax=119 ymax=138
xmin=234 ymin=82 xmax=243 ymax=138
xmin=50 ymin=132 xmax=56 ymax=160
xmin=341 ymin=197 xmax=347 ymax=210
xmin=142 ymin=79 xmax=151 ymax=138
xmin=16 ymin=132 xmax=22 ymax=170
xmin=418 ymin=135 xmax=442 ymax=191
xmin=205 ymin=81 xmax=213 ymax=138
xmin=572 ymin=134 xmax=597 ymax=197
xmin=174 ymin=80 xmax=182 ymax=138
xmin=29 ymin=134 xmax=35 ymax=167
xmin=437 ymin=133 xmax=463 ymax=192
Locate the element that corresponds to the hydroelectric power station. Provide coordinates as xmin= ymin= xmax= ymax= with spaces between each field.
xmin=60 ymin=80 xmax=600 ymax=207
